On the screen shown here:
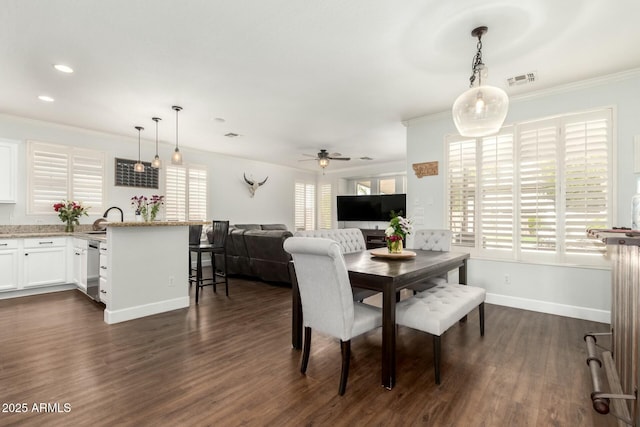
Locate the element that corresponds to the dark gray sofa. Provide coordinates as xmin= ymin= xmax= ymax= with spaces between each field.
xmin=211 ymin=224 xmax=292 ymax=285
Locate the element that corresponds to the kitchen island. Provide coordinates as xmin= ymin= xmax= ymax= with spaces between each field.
xmin=102 ymin=221 xmax=199 ymax=324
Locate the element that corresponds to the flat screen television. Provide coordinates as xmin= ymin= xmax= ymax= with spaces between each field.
xmin=337 ymin=194 xmax=406 ymax=221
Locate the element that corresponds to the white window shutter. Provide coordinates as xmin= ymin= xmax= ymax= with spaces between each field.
xmin=479 ymin=131 xmax=514 ymax=251
xmin=188 ymin=167 xmax=207 ymax=221
xmin=165 ymin=165 xmax=187 ymax=221
xmin=319 ymin=183 xmax=332 ymax=229
xmin=518 ymin=120 xmax=558 ymax=253
xmin=447 ymin=137 xmax=476 ymax=247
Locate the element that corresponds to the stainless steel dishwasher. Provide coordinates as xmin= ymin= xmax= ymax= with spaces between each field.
xmin=86 ymin=241 xmax=101 ymax=301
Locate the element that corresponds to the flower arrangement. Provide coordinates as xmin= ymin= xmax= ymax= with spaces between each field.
xmin=53 ymin=200 xmax=89 ymax=232
xmin=385 ymin=210 xmax=412 ymax=253
xmin=131 ymin=195 xmax=164 ymax=222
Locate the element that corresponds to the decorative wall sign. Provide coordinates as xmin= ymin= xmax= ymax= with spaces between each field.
xmin=412 ymin=161 xmax=438 ymax=178
xmin=115 ymin=158 xmax=159 ymax=188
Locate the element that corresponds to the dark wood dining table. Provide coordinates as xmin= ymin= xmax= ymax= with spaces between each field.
xmin=290 ymin=248 xmax=470 ymax=390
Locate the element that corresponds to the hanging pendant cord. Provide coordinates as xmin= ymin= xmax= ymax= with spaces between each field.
xmin=469 ymin=35 xmax=484 ymax=87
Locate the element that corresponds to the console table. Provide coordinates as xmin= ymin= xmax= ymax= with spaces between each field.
xmin=361 ymin=229 xmax=386 ymax=249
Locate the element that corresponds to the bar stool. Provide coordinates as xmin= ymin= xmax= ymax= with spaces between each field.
xmin=189 ymin=221 xmax=229 ymax=303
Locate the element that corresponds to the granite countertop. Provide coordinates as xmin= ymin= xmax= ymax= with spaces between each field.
xmin=0 ymin=221 xmax=208 ymax=239
xmin=587 ymin=228 xmax=640 ymax=247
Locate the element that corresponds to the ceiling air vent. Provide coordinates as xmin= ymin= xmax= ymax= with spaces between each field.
xmin=224 ymin=132 xmax=240 ymax=138
xmin=506 ymin=71 xmax=537 ymax=87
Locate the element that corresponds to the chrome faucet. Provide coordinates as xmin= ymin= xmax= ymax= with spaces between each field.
xmin=102 ymin=206 xmax=123 ymax=222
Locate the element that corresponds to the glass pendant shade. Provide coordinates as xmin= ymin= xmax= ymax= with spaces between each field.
xmin=171 ymin=148 xmax=182 ymax=165
xmin=134 ymin=161 xmax=145 ymax=172
xmin=134 ymin=126 xmax=145 ymax=173
xmin=452 ymin=84 xmax=509 ymax=137
xmin=151 ymin=117 xmax=162 ymax=169
xmin=171 ymin=106 xmax=183 ymax=165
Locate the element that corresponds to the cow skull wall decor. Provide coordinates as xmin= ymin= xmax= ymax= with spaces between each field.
xmin=244 ymin=173 xmax=268 ymax=197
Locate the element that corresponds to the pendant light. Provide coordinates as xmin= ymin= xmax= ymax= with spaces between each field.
xmin=151 ymin=117 xmax=162 ymax=169
xmin=134 ymin=126 xmax=145 ymax=173
xmin=452 ymin=26 xmax=509 ymax=137
xmin=171 ymin=105 xmax=183 ymax=165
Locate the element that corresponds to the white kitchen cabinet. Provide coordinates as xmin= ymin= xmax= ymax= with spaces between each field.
xmin=23 ymin=237 xmax=67 ymax=288
xmin=0 ymin=239 xmax=19 ymax=291
xmin=0 ymin=140 xmax=18 ymax=203
xmin=99 ymin=242 xmax=110 ymax=306
xmin=72 ymin=238 xmax=88 ymax=291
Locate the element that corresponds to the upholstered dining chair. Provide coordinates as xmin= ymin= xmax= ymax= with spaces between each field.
xmin=408 ymin=229 xmax=453 ymax=293
xmin=283 ymin=237 xmax=382 ymax=395
xmin=293 ymin=228 xmax=378 ymax=302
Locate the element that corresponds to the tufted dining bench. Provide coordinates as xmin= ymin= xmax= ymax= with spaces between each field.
xmin=396 ymin=283 xmax=485 ymax=384
xmin=293 ymin=228 xmax=378 ymax=301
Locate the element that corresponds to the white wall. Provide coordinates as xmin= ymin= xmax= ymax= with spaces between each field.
xmin=405 ymin=69 xmax=640 ymax=323
xmin=0 ymin=113 xmax=316 ymax=230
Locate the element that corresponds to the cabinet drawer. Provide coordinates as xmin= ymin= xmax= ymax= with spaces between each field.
xmin=99 ymin=255 xmax=108 ymax=277
xmin=0 ymin=239 xmax=18 ymax=249
xmin=23 ymin=237 xmax=67 ymax=248
xmin=99 ymin=277 xmax=110 ymax=305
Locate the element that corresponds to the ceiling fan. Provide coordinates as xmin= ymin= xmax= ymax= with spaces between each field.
xmin=300 ymin=149 xmax=351 ymax=169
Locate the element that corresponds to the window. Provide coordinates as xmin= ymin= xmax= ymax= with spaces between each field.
xmin=27 ymin=141 xmax=105 ymax=214
xmin=446 ymin=108 xmax=612 ymax=265
xmin=295 ymin=181 xmax=315 ymax=231
xmin=379 ymin=178 xmax=396 ymax=194
xmin=319 ymin=183 xmax=332 ymax=229
xmin=165 ymin=164 xmax=208 ymax=221
xmin=356 ymin=180 xmax=371 ymax=195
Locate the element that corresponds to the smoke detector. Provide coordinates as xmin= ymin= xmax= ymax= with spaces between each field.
xmin=506 ymin=71 xmax=537 ymax=87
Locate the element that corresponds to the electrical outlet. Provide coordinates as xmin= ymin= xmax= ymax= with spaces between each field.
xmin=168 ymin=276 xmax=174 ymax=287
xmin=504 ymin=274 xmax=510 ymax=284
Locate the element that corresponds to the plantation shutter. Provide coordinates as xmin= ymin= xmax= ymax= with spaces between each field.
xmin=295 ymin=181 xmax=315 ymax=231
xmin=72 ymin=150 xmax=105 ymax=213
xmin=479 ymin=131 xmax=514 ymax=251
xmin=188 ymin=167 xmax=207 ymax=221
xmin=165 ymin=165 xmax=187 ymax=221
xmin=563 ymin=110 xmax=611 ymax=254
xmin=518 ymin=120 xmax=558 ymax=253
xmin=447 ymin=137 xmax=476 ymax=247
xmin=28 ymin=141 xmax=104 ymax=214
xmin=319 ymin=184 xmax=332 ymax=229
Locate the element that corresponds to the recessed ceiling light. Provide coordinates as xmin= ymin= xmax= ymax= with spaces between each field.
xmin=213 ymin=117 xmax=226 ymax=123
xmin=38 ymin=95 xmax=55 ymax=102
xmin=53 ymin=64 xmax=74 ymax=73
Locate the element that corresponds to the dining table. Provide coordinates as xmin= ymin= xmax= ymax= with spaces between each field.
xmin=290 ymin=248 xmax=470 ymax=390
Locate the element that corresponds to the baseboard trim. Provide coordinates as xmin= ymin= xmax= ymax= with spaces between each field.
xmin=0 ymin=283 xmax=77 ymax=300
xmin=104 ymin=297 xmax=190 ymax=324
xmin=485 ymin=293 xmax=611 ymax=324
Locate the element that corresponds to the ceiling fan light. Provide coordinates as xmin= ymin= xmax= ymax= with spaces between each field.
xmin=318 ymin=157 xmax=330 ymax=168
xmin=452 ymin=85 xmax=509 ymax=137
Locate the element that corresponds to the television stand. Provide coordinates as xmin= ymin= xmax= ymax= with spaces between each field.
xmin=361 ymin=229 xmax=386 ymax=249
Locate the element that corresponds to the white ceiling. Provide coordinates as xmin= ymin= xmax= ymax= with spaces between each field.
xmin=2 ymin=0 xmax=640 ymax=171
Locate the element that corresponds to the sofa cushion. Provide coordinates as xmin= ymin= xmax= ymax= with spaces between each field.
xmin=234 ymin=224 xmax=262 ymax=230
xmin=260 ymin=224 xmax=288 ymax=230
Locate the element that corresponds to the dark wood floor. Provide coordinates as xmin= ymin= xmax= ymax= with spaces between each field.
xmin=0 ymin=274 xmax=616 ymax=427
